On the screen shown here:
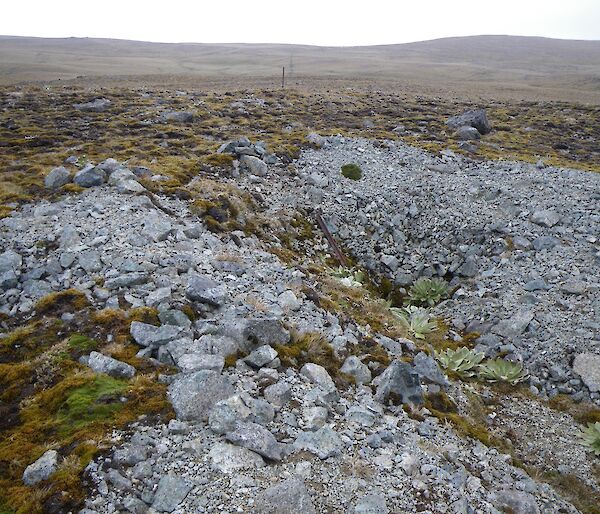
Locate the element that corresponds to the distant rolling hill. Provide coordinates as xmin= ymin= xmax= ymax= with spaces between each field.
xmin=1 ymin=35 xmax=600 ymax=100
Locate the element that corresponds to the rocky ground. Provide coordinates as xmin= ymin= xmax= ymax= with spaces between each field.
xmin=1 ymin=85 xmax=600 ymax=514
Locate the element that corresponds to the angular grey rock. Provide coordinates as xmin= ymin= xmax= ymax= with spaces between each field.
xmin=307 ymin=132 xmax=327 ymax=148
xmin=413 ymin=352 xmax=449 ymax=386
xmin=490 ymin=489 xmax=540 ymax=514
xmin=254 ymin=477 xmax=316 ymax=514
xmin=294 ymin=426 xmax=343 ymax=459
xmin=177 ymin=353 xmax=224 ymax=373
xmin=340 ymin=355 xmax=372 ymax=385
xmin=74 ymin=164 xmax=106 ymax=187
xmin=186 ymin=274 xmax=226 ymax=306
xmin=454 ymin=126 xmax=481 ymax=141
xmin=142 ymin=214 xmax=173 ymax=242
xmin=106 ymin=469 xmax=133 ymax=491
xmin=303 ymin=406 xmax=328 ymax=431
xmin=0 ymin=250 xmax=22 ymax=273
xmin=208 ymin=442 xmax=265 ymax=473
xmin=523 ymin=279 xmax=550 ymax=291
xmin=87 ymin=351 xmax=136 ymax=379
xmin=532 ymin=236 xmax=560 ymax=251
xmin=277 ymin=289 xmax=301 ymax=310
xmin=209 ymin=393 xmax=274 ymax=434
xmin=373 ymin=360 xmax=423 ymax=405
xmin=130 ymin=321 xmax=182 ymax=347
xmin=354 ymin=493 xmax=389 ymax=514
xmin=300 ymin=363 xmax=336 ymax=391
xmin=244 ymin=318 xmax=290 ymax=347
xmin=151 ymin=474 xmax=192 ymax=513
xmin=116 ymin=179 xmax=145 ymax=194
xmin=530 ymin=209 xmax=560 ymax=228
xmin=108 ymin=165 xmax=137 ymax=186
xmin=44 ymin=166 xmax=71 ymax=189
xmin=561 ymin=280 xmax=587 ymax=295
xmin=457 ymin=255 xmax=478 ymax=277
xmin=345 ymin=405 xmax=380 ymax=427
xmin=97 ymin=158 xmax=122 ymax=174
xmin=0 ymin=270 xmax=18 ymax=290
xmin=446 ymin=109 xmax=491 ymax=135
xmin=240 ymin=155 xmax=268 ymax=176
xmin=492 ymin=310 xmax=534 ymax=338
xmin=22 ymin=450 xmax=58 ymax=485
xmin=245 ymin=345 xmax=278 ymax=368
xmin=263 ymin=381 xmax=292 ymax=408
xmin=168 ymin=370 xmax=235 ymax=421
xmin=73 ymin=98 xmax=111 ymax=112
xmin=225 ymin=421 xmax=283 ymax=461
xmin=105 ymin=272 xmax=148 ymax=289
xmin=159 ymin=309 xmax=192 ymax=329
xmin=573 ymin=353 xmax=600 ymax=392
xmin=112 ymin=445 xmax=148 ymax=468
xmin=161 ymin=111 xmax=194 ymax=123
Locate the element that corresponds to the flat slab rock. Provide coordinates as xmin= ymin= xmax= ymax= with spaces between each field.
xmin=573 ymin=353 xmax=600 ymax=392
xmin=167 ymin=370 xmax=235 ymax=421
xmin=254 ymin=476 xmax=317 ymax=514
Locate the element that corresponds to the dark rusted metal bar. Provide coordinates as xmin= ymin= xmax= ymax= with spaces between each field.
xmin=315 ymin=210 xmax=350 ymax=268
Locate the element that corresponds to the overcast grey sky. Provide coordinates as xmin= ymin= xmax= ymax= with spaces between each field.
xmin=3 ymin=0 xmax=600 ymax=46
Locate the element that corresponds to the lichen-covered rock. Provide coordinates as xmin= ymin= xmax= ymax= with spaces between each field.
xmin=44 ymin=166 xmax=71 ymax=189
xmin=22 ymin=450 xmax=58 ymax=486
xmin=73 ymin=164 xmax=106 ymax=187
xmin=167 ymin=370 xmax=235 ymax=421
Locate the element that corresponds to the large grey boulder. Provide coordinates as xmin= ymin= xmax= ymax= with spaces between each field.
xmin=239 ymin=155 xmax=268 ymax=176
xmin=340 ymin=356 xmax=372 ymax=385
xmin=492 ymin=310 xmax=534 ymax=339
xmin=454 ymin=126 xmax=481 ymax=141
xmin=263 ymin=381 xmax=292 ymax=408
xmin=413 ymin=352 xmax=449 ymax=386
xmin=209 ymin=393 xmax=274 ymax=434
xmin=225 ymin=421 xmax=284 ymax=461
xmin=186 ymin=274 xmax=227 ymax=306
xmin=130 ymin=321 xmax=183 ymax=348
xmin=446 ymin=109 xmax=491 ymax=135
xmin=0 ymin=250 xmax=22 ymax=273
xmin=22 ymin=450 xmax=58 ymax=485
xmin=573 ymin=353 xmax=600 ymax=392
xmin=300 ymin=363 xmax=336 ymax=392
xmin=86 ymin=351 xmax=136 ymax=379
xmin=73 ymin=164 xmax=106 ymax=187
xmin=530 ymin=209 xmax=560 ymax=228
xmin=208 ymin=442 xmax=265 ymax=473
xmin=373 ymin=360 xmax=423 ymax=405
xmin=306 ymin=132 xmax=327 ymax=148
xmin=151 ymin=474 xmax=192 ymax=512
xmin=142 ymin=214 xmax=173 ymax=242
xmin=294 ymin=426 xmax=343 ymax=459
xmin=177 ymin=353 xmax=224 ymax=374
xmin=97 ymin=158 xmax=122 ymax=174
xmin=167 ymin=370 xmax=235 ymax=421
xmin=108 ymin=168 xmax=137 ymax=185
xmin=44 ymin=166 xmax=71 ymax=189
xmin=254 ymin=477 xmax=316 ymax=514
xmin=244 ymin=345 xmax=278 ymax=368
xmin=73 ymin=98 xmax=111 ymax=112
xmin=244 ymin=318 xmax=290 ymax=347
xmin=490 ymin=488 xmax=540 ymax=514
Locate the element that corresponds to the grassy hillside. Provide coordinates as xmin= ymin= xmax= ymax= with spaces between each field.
xmin=1 ymin=35 xmax=600 ymax=101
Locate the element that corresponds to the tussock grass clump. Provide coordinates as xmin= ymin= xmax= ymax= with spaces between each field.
xmin=341 ymin=163 xmax=362 ymax=180
xmin=275 ymin=331 xmax=353 ymax=389
xmin=35 ymin=289 xmax=90 ymax=317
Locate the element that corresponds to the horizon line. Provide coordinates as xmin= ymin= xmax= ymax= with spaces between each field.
xmin=1 ymin=33 xmax=600 ymax=48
